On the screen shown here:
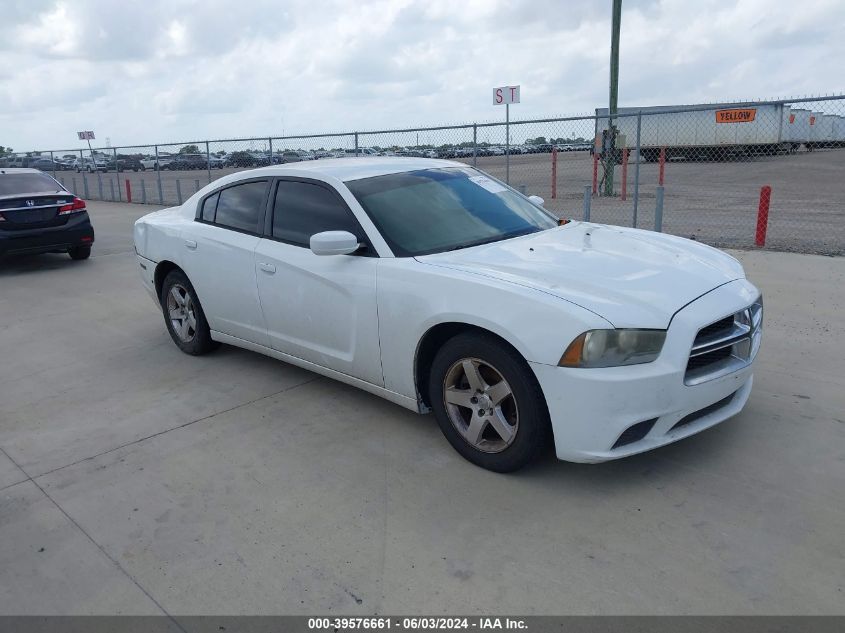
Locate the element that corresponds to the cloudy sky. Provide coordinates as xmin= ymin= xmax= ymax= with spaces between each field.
xmin=2 ymin=0 xmax=843 ymax=151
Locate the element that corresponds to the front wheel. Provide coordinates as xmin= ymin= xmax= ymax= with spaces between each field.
xmin=160 ymin=270 xmax=217 ymax=355
xmin=428 ymin=332 xmax=550 ymax=472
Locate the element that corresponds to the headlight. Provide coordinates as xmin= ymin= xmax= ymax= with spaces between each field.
xmin=559 ymin=329 xmax=666 ymax=368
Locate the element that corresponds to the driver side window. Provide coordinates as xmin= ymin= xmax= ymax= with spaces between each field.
xmin=272 ymin=180 xmax=366 ymax=250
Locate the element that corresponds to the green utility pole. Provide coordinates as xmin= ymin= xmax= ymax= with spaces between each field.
xmin=603 ymin=0 xmax=622 ymax=196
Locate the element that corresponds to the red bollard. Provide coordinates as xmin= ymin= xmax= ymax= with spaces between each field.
xmin=551 ymin=147 xmax=557 ymax=199
xmin=621 ymin=148 xmax=629 ymax=201
xmin=658 ymin=146 xmax=666 ymax=185
xmin=755 ymin=185 xmax=771 ymax=247
xmin=125 ymin=179 xmax=132 ymax=203
xmin=592 ymin=152 xmax=598 ymax=195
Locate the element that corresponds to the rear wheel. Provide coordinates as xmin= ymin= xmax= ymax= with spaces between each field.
xmin=68 ymin=246 xmax=91 ymax=260
xmin=428 ymin=332 xmax=550 ymax=472
xmin=160 ymin=270 xmax=218 ymax=355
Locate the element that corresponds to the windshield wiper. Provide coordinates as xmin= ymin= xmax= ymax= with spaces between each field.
xmin=447 ymin=228 xmax=536 ymax=252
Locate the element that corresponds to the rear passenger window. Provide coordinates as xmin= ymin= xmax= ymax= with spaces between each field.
xmin=201 ymin=192 xmax=219 ymax=221
xmin=214 ymin=181 xmax=267 ymax=233
xmin=272 ymin=180 xmax=362 ymax=247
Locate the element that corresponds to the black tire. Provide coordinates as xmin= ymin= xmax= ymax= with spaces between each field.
xmin=160 ymin=269 xmax=218 ymax=355
xmin=428 ymin=332 xmax=551 ymax=472
xmin=68 ymin=245 xmax=91 ymax=260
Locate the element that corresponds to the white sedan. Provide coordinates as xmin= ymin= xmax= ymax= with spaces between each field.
xmin=133 ymin=158 xmax=762 ymax=472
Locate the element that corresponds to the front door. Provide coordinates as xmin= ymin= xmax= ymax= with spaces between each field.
xmin=254 ymin=179 xmax=382 ymax=386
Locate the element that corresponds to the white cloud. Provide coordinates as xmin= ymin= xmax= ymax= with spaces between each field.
xmin=1 ymin=0 xmax=843 ymax=151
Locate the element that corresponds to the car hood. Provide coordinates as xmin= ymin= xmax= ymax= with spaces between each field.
xmin=416 ymin=223 xmax=745 ymax=328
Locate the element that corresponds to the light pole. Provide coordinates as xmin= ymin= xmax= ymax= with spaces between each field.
xmin=603 ymin=0 xmax=622 ymax=196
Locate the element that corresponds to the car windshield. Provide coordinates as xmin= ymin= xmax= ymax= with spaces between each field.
xmin=0 ymin=172 xmax=63 ymax=195
xmin=346 ymin=167 xmax=559 ymax=256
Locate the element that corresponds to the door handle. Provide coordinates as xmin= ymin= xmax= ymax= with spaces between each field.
xmin=258 ymin=262 xmax=276 ymax=274
xmin=184 ymin=240 xmax=197 ymax=250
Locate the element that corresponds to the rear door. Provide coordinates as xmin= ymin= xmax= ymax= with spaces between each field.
xmin=181 ymin=179 xmax=271 ymax=346
xmin=254 ymin=178 xmax=383 ymax=385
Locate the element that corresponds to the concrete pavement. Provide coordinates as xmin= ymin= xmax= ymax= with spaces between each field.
xmin=0 ymin=201 xmax=843 ymax=615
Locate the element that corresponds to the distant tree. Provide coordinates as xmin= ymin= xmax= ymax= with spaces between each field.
xmin=526 ymin=136 xmax=547 ymax=145
xmin=0 ymin=145 xmax=13 ymax=156
xmin=179 ymin=144 xmax=200 ymax=154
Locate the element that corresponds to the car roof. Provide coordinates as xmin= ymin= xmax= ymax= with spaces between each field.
xmin=236 ymin=157 xmax=464 ymax=182
xmin=0 ymin=168 xmax=43 ymax=174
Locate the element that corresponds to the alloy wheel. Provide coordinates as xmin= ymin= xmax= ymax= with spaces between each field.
xmin=166 ymin=284 xmax=197 ymax=343
xmin=442 ymin=357 xmax=519 ymax=453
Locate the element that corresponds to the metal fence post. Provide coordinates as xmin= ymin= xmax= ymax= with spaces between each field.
xmin=141 ymin=179 xmax=147 ymax=204
xmin=654 ymin=185 xmax=664 ymax=232
xmin=472 ymin=124 xmax=478 ymax=167
xmin=155 ymin=145 xmax=164 ymax=204
xmin=354 ymin=133 xmax=359 ymax=157
xmin=109 ymin=178 xmax=115 ymax=201
xmin=633 ymin=111 xmax=642 ymax=228
xmin=268 ymin=137 xmax=273 ymax=165
xmin=113 ymin=148 xmax=122 ymax=201
xmin=72 ymin=176 xmax=77 ymax=195
xmin=79 ymin=150 xmax=89 ymax=199
xmin=176 ymin=179 xmax=183 ymax=205
xmin=505 ymin=104 xmax=510 ymax=184
xmin=206 ymin=141 xmax=211 ymax=183
xmin=583 ymin=185 xmax=592 ymax=221
xmin=95 ymin=149 xmax=103 ymax=200
xmin=50 ymin=151 xmax=56 ymax=179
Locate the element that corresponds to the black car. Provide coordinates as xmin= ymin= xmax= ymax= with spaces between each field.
xmin=167 ymin=153 xmax=208 ymax=170
xmin=105 ymin=155 xmax=142 ymax=172
xmin=0 ymin=168 xmax=94 ymax=260
xmin=225 ymin=151 xmax=270 ymax=168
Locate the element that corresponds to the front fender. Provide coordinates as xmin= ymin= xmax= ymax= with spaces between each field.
xmin=376 ymin=259 xmax=611 ymax=400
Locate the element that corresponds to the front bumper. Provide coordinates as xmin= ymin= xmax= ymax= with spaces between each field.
xmin=533 ymin=279 xmax=761 ymax=463
xmin=0 ymin=213 xmax=95 ymax=256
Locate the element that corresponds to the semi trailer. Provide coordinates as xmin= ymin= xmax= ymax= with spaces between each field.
xmin=595 ymin=102 xmax=845 ymax=161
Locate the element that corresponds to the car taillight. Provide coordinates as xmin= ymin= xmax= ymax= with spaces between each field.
xmin=58 ymin=197 xmax=86 ymax=215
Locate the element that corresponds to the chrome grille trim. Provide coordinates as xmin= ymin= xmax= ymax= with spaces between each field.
xmin=685 ymin=297 xmax=763 ymax=386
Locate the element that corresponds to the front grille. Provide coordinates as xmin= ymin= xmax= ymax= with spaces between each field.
xmin=670 ymin=391 xmax=738 ymax=432
xmin=685 ymin=298 xmax=763 ymax=385
xmin=696 ymin=315 xmax=734 ymax=341
xmin=686 ymin=344 xmax=733 ymax=371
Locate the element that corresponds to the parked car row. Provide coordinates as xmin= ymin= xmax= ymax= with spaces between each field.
xmin=1 ymin=141 xmax=594 ymax=176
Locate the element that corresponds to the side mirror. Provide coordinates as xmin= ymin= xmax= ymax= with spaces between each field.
xmin=528 ymin=195 xmax=545 ymax=206
xmin=310 ymin=230 xmax=360 ymax=256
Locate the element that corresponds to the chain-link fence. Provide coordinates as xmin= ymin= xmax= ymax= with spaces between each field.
xmin=3 ymin=95 xmax=843 ymax=255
